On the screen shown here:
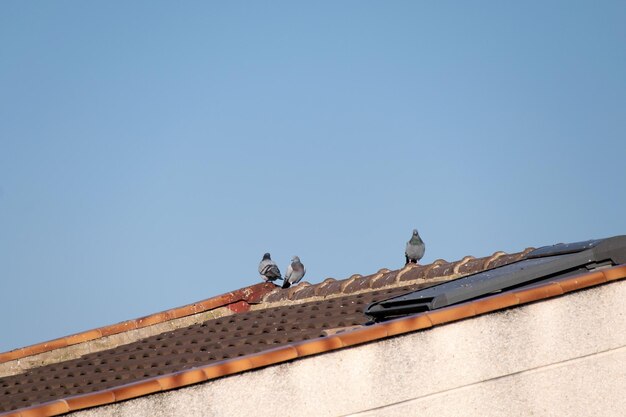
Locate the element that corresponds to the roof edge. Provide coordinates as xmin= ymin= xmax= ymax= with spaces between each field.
xmin=0 ymin=282 xmax=276 ymax=365
xmin=4 ymin=264 xmax=624 ymax=417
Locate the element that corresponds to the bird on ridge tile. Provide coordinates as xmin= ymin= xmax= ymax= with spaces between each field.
xmin=405 ymin=229 xmax=425 ymax=265
xmin=282 ymin=256 xmax=305 ymax=289
xmin=258 ymin=253 xmax=282 ymax=283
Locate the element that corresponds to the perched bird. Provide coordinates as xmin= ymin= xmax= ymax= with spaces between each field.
xmin=282 ymin=256 xmax=305 ymax=289
xmin=405 ymin=229 xmax=425 ymax=265
xmin=258 ymin=253 xmax=282 ymax=283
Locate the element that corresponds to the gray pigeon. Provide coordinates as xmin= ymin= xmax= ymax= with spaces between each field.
xmin=258 ymin=253 xmax=282 ymax=283
xmin=282 ymin=256 xmax=305 ymax=289
xmin=405 ymin=229 xmax=425 ymax=265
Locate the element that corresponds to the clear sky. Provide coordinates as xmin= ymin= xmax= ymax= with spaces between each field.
xmin=1 ymin=1 xmax=625 ymax=353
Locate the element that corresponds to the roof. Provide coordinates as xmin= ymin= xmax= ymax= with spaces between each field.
xmin=1 ymin=240 xmax=625 ymax=417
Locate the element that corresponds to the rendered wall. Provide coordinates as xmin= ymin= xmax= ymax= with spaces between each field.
xmin=68 ymin=281 xmax=626 ymax=417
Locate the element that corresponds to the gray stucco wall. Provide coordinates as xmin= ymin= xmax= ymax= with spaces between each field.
xmin=68 ymin=281 xmax=626 ymax=417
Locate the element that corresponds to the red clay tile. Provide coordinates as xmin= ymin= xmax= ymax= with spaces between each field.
xmin=112 ymin=379 xmax=162 ymax=402
xmin=194 ymin=294 xmax=231 ymax=312
xmin=263 ymin=289 xmax=288 ymax=303
xmin=18 ymin=338 xmax=68 ymax=359
xmin=602 ymin=265 xmax=626 ymax=282
xmin=0 ymin=411 xmax=23 ymax=417
xmin=383 ymin=314 xmax=433 ymax=337
xmin=226 ymin=300 xmax=251 ymax=313
xmin=66 ymin=329 xmax=102 ymax=346
xmin=249 ymin=346 xmax=298 ymax=368
xmin=166 ymin=304 xmax=198 ymax=320
xmin=157 ymin=369 xmax=207 ymax=390
xmin=473 ymin=293 xmax=520 ymax=315
xmin=239 ymin=282 xmax=277 ymax=303
xmin=0 ymin=349 xmax=26 ymax=364
xmin=66 ymin=391 xmax=116 ymax=411
xmin=370 ymin=271 xmax=399 ymax=289
xmin=337 ymin=325 xmax=388 ymax=347
xmin=20 ymin=400 xmax=69 ymax=417
xmin=339 ymin=276 xmax=361 ymax=292
xmin=319 ymin=280 xmax=344 ymax=296
xmin=426 ymin=303 xmax=476 ymax=325
xmin=483 ymin=251 xmax=506 ymax=268
xmin=557 ymin=271 xmax=607 ymax=293
xmin=287 ymin=282 xmax=311 ymax=300
xmin=514 ymin=283 xmax=564 ymax=304
xmin=291 ymin=285 xmax=317 ymax=300
xmin=452 ymin=256 xmax=474 ymax=274
xmin=486 ymin=254 xmax=517 ymax=269
xmin=135 ymin=312 xmax=173 ymax=328
xmin=424 ymin=260 xmax=455 ymax=279
xmin=38 ymin=338 xmax=69 ymax=353
xmin=398 ymin=264 xmax=428 ymax=281
xmin=98 ymin=320 xmax=138 ymax=337
xmin=203 ymin=358 xmax=254 ymax=380
xmin=314 ymin=278 xmax=337 ymax=296
xmin=342 ymin=276 xmax=371 ymax=293
xmin=293 ymin=336 xmax=344 ymax=357
xmin=455 ymin=256 xmax=489 ymax=275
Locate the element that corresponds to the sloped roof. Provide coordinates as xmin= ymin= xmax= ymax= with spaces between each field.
xmin=2 ymin=245 xmax=625 ymax=417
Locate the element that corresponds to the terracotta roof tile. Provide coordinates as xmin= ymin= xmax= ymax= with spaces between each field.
xmin=397 ymin=264 xmax=429 ymax=281
xmin=370 ymin=271 xmax=399 ymax=289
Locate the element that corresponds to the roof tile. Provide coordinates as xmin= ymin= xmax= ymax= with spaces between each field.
xmin=20 ymin=400 xmax=69 ymax=417
xmin=473 ymin=293 xmax=520 ymax=315
xmin=204 ymin=357 xmax=253 ymax=379
xmin=157 ymin=369 xmax=207 ymax=391
xmin=263 ymin=289 xmax=288 ymax=303
xmin=65 ymin=391 xmax=116 ymax=412
xmin=603 ymin=265 xmax=626 ymax=281
xmin=397 ymin=264 xmax=428 ymax=282
xmin=370 ymin=271 xmax=399 ymax=289
xmin=291 ymin=284 xmax=317 ymax=300
xmin=112 ymin=379 xmax=162 ymax=402
xmin=98 ymin=320 xmax=138 ymax=337
xmin=384 ymin=314 xmax=433 ymax=337
xmin=336 ymin=325 xmax=388 ymax=348
xmin=314 ymin=278 xmax=337 ymax=295
xmin=455 ymin=256 xmax=489 ymax=275
xmin=426 ymin=303 xmax=476 ymax=325
xmin=293 ymin=336 xmax=344 ymax=357
xmin=483 ymin=251 xmax=506 ymax=268
xmin=557 ymin=271 xmax=607 ymax=293
xmin=342 ymin=275 xmax=373 ymax=293
xmin=514 ymin=282 xmax=564 ymax=304
xmin=424 ymin=260 xmax=456 ymax=279
xmin=318 ymin=279 xmax=344 ymax=296
xmin=66 ymin=329 xmax=102 ymax=346
xmin=248 ymin=346 xmax=298 ymax=368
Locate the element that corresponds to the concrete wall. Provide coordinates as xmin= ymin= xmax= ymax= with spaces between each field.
xmin=68 ymin=281 xmax=626 ymax=417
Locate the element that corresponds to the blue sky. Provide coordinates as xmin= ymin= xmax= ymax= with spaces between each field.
xmin=1 ymin=1 xmax=625 ymax=352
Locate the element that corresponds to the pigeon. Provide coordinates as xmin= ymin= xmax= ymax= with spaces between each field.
xmin=405 ymin=229 xmax=425 ymax=265
xmin=282 ymin=256 xmax=305 ymax=289
xmin=258 ymin=253 xmax=282 ymax=283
